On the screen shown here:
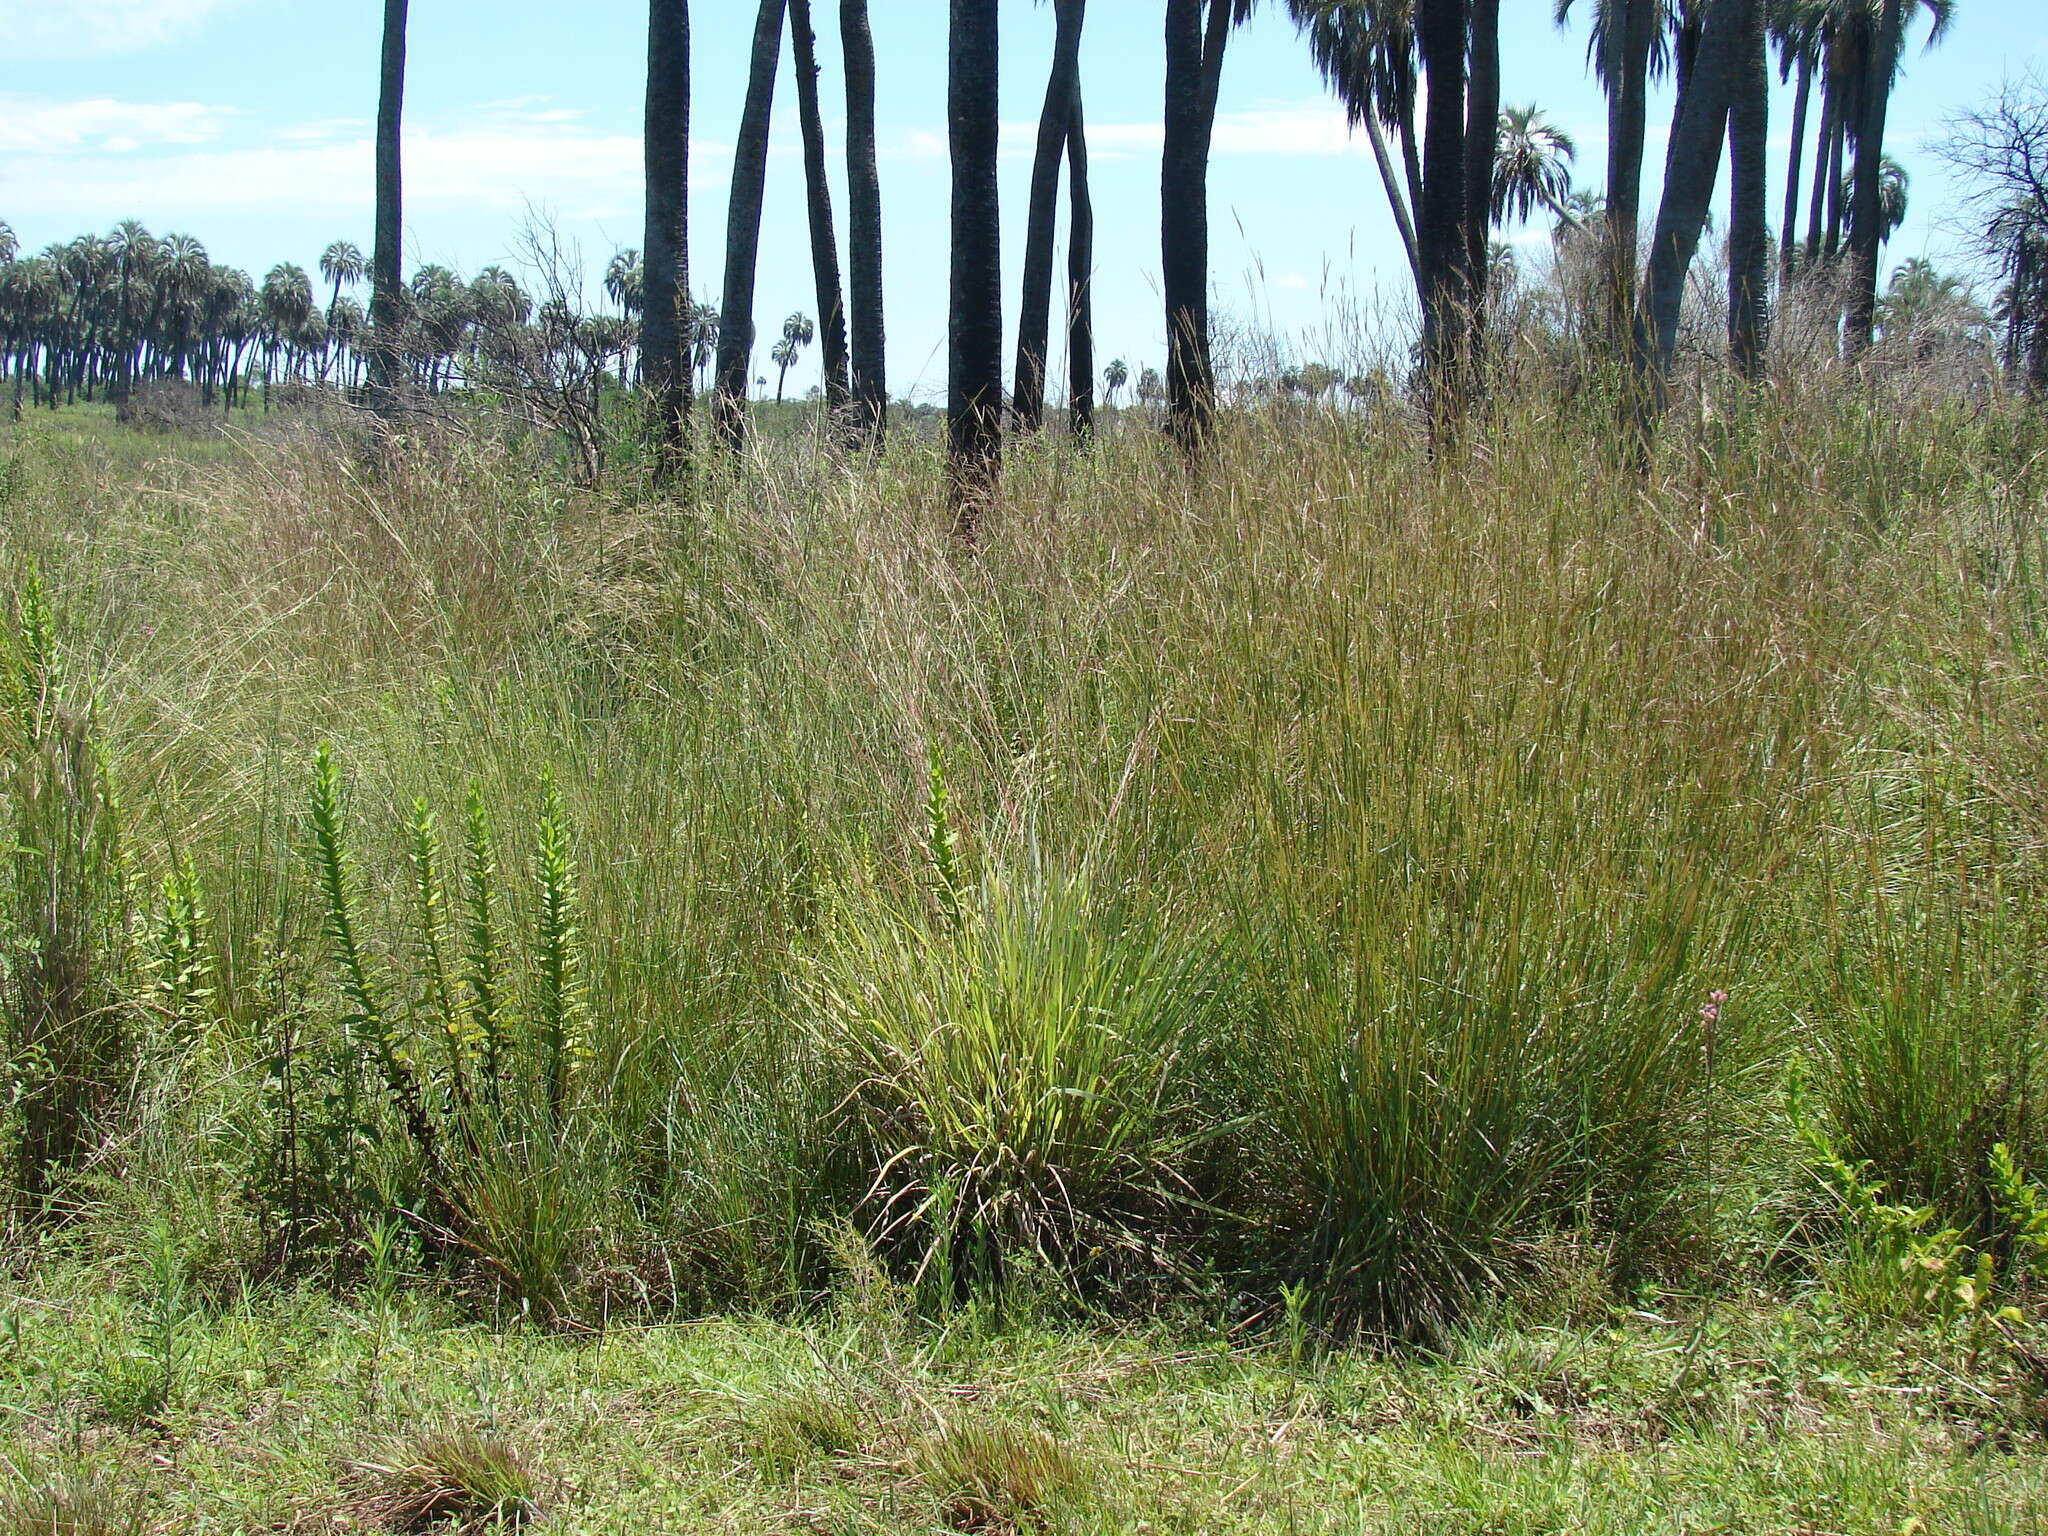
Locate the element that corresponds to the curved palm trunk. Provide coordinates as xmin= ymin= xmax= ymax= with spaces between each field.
xmin=368 ymin=0 xmax=408 ymax=415
xmin=643 ymin=0 xmax=692 ymax=481
xmin=1634 ymin=0 xmax=1740 ymax=414
xmin=1726 ymin=0 xmax=1769 ymax=379
xmin=841 ymin=0 xmax=888 ymax=444
xmin=1416 ymin=0 xmax=1469 ymax=412
xmin=1462 ymin=0 xmax=1500 ymax=361
xmin=1802 ymin=72 xmax=1837 ymax=267
xmin=1843 ymin=0 xmax=1903 ymax=357
xmin=1162 ymin=0 xmax=1234 ymax=454
xmin=1067 ymin=86 xmax=1096 ymax=442
xmin=1013 ymin=0 xmax=1087 ymax=434
xmin=1367 ymin=111 xmax=1421 ymax=286
xmin=713 ymin=0 xmax=789 ymax=455
xmin=790 ymin=0 xmax=851 ymax=433
xmin=1779 ymin=51 xmax=1812 ymax=280
xmin=948 ymin=0 xmax=1003 ymax=534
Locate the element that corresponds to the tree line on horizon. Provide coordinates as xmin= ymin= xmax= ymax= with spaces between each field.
xmin=3 ymin=0 xmax=2045 ymax=504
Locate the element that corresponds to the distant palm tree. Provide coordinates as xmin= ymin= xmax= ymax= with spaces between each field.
xmin=260 ymin=262 xmax=314 ymax=406
xmin=773 ymin=311 xmax=813 ymax=401
xmin=369 ymin=0 xmax=410 ymax=411
xmin=1490 ymin=105 xmax=1576 ymax=226
xmin=606 ymin=249 xmax=645 ymax=316
xmin=1102 ymin=357 xmax=1128 ymax=406
xmin=714 ymin=0 xmax=790 ymax=452
xmin=1844 ymin=153 xmax=1909 ymax=242
xmin=0 ymin=221 xmax=17 ymax=265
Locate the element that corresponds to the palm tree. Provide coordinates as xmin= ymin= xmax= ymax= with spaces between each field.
xmin=1490 ymin=106 xmax=1577 ymax=226
xmin=369 ymin=0 xmax=409 ymax=412
xmin=1013 ymin=0 xmax=1088 ymax=435
xmin=260 ymin=262 xmax=314 ymax=407
xmin=318 ymin=240 xmax=365 ymax=384
xmin=1555 ymin=0 xmax=1666 ymax=346
xmin=0 ymin=221 xmax=16 ymax=265
xmin=842 ymin=0 xmax=888 ymax=443
xmin=105 ymin=218 xmax=157 ymax=399
xmin=1772 ymin=0 xmax=1824 ymax=278
xmin=949 ymin=0 xmax=1003 ymax=532
xmin=1844 ymin=153 xmax=1908 ymax=239
xmin=1066 ymin=81 xmax=1096 ymax=441
xmin=1102 ymin=357 xmax=1128 ymax=407
xmin=773 ymin=311 xmax=813 ymax=401
xmin=688 ymin=300 xmax=721 ymax=391
xmin=1416 ymin=0 xmax=1471 ymax=408
xmin=643 ymin=0 xmax=692 ymax=479
xmin=714 ymin=0 xmax=790 ymax=453
xmin=1635 ymin=0 xmax=1758 ymax=409
xmin=606 ymin=250 xmax=645 ymax=317
xmin=1727 ymin=0 xmax=1771 ymax=379
xmin=1463 ymin=0 xmax=1502 ymax=353
xmin=1287 ymin=0 xmax=1424 ymax=285
xmin=790 ymin=0 xmax=852 ymax=430
xmin=1843 ymin=0 xmax=1951 ymax=355
xmin=1162 ymin=0 xmax=1254 ymax=452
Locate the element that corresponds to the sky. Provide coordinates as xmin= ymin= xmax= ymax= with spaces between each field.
xmin=2 ymin=0 xmax=2043 ymax=403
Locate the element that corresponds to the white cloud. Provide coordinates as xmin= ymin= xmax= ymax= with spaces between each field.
xmin=0 ymin=96 xmax=239 ymax=155
xmin=0 ymin=0 xmax=251 ymax=59
xmin=0 ymin=101 xmax=737 ymax=230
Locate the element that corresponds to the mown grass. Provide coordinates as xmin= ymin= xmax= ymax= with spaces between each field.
xmin=1 ymin=380 xmax=2047 ymax=1524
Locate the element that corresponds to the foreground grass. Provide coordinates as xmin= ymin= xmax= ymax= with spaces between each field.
xmin=5 ymin=1266 xmax=2046 ymax=1533
xmin=4 ymin=381 xmax=2048 ymax=1526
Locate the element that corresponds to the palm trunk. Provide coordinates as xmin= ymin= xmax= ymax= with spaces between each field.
xmin=1843 ymin=0 xmax=1902 ymax=358
xmin=1161 ymin=0 xmax=1233 ymax=454
xmin=947 ymin=0 xmax=1003 ymax=534
xmin=790 ymin=0 xmax=851 ymax=432
xmin=1779 ymin=51 xmax=1812 ymax=281
xmin=1416 ymin=0 xmax=1469 ymax=410
xmin=642 ymin=0 xmax=692 ymax=481
xmin=368 ymin=0 xmax=408 ymax=414
xmin=1822 ymin=80 xmax=1849 ymax=258
xmin=841 ymin=0 xmax=888 ymax=444
xmin=1802 ymin=71 xmax=1836 ymax=267
xmin=1606 ymin=0 xmax=1658 ymax=350
xmin=713 ymin=0 xmax=788 ymax=455
xmin=1367 ymin=112 xmax=1420 ymax=286
xmin=1726 ymin=0 xmax=1769 ymax=379
xmin=1462 ymin=0 xmax=1500 ymax=356
xmin=1634 ymin=0 xmax=1739 ymax=411
xmin=1014 ymin=0 xmax=1087 ymax=434
xmin=1067 ymin=85 xmax=1096 ymax=442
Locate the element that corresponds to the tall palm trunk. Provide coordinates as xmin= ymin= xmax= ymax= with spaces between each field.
xmin=1416 ymin=0 xmax=1469 ymax=409
xmin=790 ymin=0 xmax=851 ymax=431
xmin=1067 ymin=87 xmax=1096 ymax=442
xmin=841 ymin=0 xmax=888 ymax=444
xmin=1726 ymin=0 xmax=1769 ymax=379
xmin=1779 ymin=49 xmax=1812 ymax=280
xmin=1802 ymin=70 xmax=1837 ymax=267
xmin=713 ymin=0 xmax=788 ymax=454
xmin=1635 ymin=0 xmax=1740 ymax=409
xmin=1843 ymin=0 xmax=1903 ymax=357
xmin=367 ymin=0 xmax=408 ymax=414
xmin=642 ymin=0 xmax=692 ymax=481
xmin=1013 ymin=0 xmax=1087 ymax=434
xmin=1822 ymin=73 xmax=1850 ymax=257
xmin=1606 ymin=0 xmax=1659 ymax=349
xmin=1161 ymin=0 xmax=1235 ymax=454
xmin=1462 ymin=0 xmax=1500 ymax=357
xmin=948 ymin=0 xmax=1003 ymax=534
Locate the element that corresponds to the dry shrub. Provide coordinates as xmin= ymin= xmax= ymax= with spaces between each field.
xmin=349 ymin=1430 xmax=541 ymax=1531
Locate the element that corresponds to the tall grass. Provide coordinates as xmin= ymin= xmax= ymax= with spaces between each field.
xmin=0 ymin=383 xmax=2042 ymax=1329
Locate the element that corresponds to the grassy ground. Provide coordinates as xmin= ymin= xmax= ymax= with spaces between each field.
xmin=8 ymin=1264 xmax=2048 ymax=1532
xmin=4 ymin=385 xmax=2048 ymax=1529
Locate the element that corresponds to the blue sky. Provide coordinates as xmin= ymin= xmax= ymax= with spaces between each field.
xmin=2 ymin=0 xmax=2041 ymax=402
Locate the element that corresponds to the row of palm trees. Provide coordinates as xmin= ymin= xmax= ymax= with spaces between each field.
xmin=0 ymin=219 xmax=746 ymax=418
